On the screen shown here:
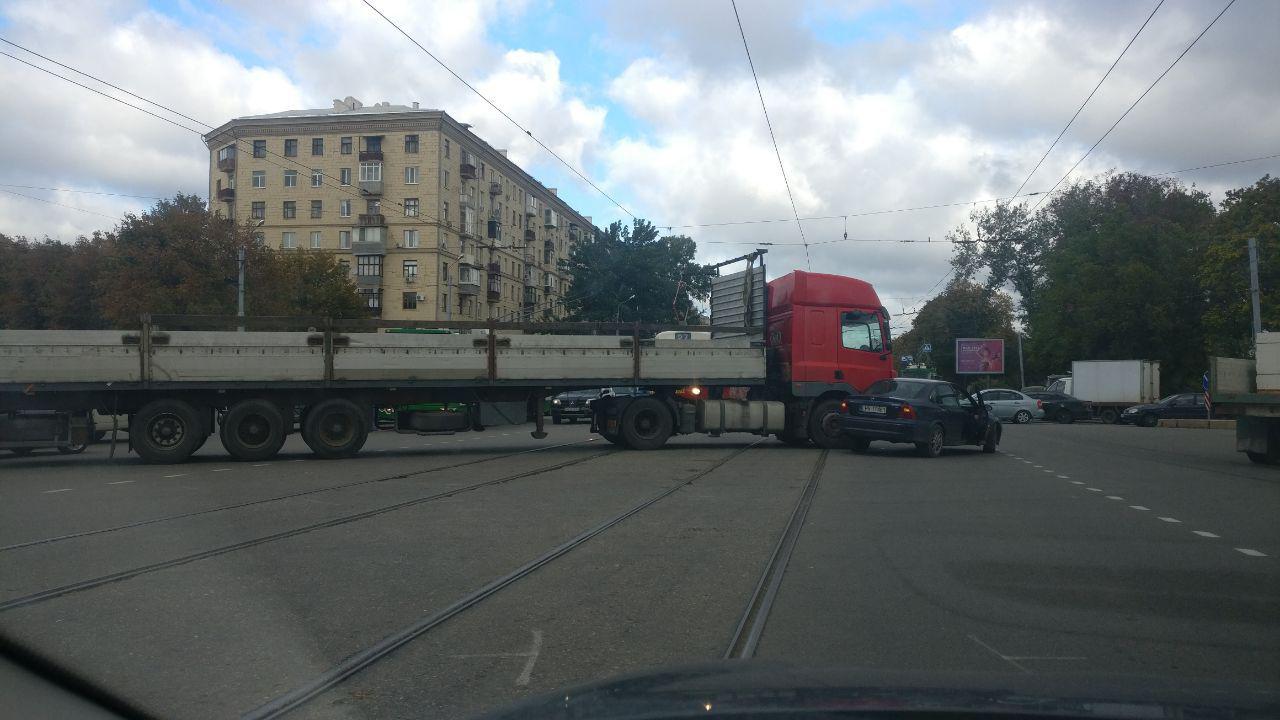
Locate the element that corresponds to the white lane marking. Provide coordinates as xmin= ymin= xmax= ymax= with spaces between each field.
xmin=515 ymin=630 xmax=543 ymax=686
xmin=1085 ymin=487 xmax=1102 ymax=492
xmin=292 ymin=459 xmax=305 ymax=462
xmin=1005 ymin=655 xmax=1087 ymax=660
xmin=1042 ymin=470 xmax=1053 ymax=473
xmin=503 ymin=433 xmax=511 ymax=436
xmin=42 ymin=488 xmax=72 ymax=494
xmin=399 ymin=446 xmax=410 ymax=449
xmin=107 ymin=480 xmax=134 ymax=485
xmin=211 ymin=468 xmax=232 ymax=473
xmin=1193 ymin=531 xmax=1220 ymax=538
xmin=163 ymin=473 xmax=187 ymax=478
xmin=1022 ymin=460 xmax=1032 ymax=464
xmin=1130 ymin=505 xmax=1150 ymax=511
xmin=1071 ymin=481 xmax=1084 ymax=485
xmin=1057 ymin=475 xmax=1070 ymax=479
xmin=251 ymin=463 xmax=269 ymax=467
xmin=1235 ymin=548 xmax=1267 ymax=557
xmin=1158 ymin=516 xmax=1181 ymax=523
xmin=455 ymin=440 xmax=465 ymax=443
xmin=967 ymin=635 xmax=1029 ymax=674
xmin=1106 ymin=496 xmax=1124 ymax=500
xmin=1032 ymin=464 xmax=1043 ymax=468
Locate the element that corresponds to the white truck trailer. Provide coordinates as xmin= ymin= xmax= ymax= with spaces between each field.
xmin=1211 ymin=332 xmax=1280 ymax=465
xmin=1046 ymin=360 xmax=1161 ymax=424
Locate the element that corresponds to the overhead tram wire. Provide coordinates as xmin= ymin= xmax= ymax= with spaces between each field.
xmin=1028 ymin=0 xmax=1239 ymax=213
xmin=728 ymin=0 xmax=810 ymax=270
xmin=1010 ymin=0 xmax=1165 ymax=201
xmin=359 ymin=0 xmax=635 ymax=221
xmin=0 ymin=184 xmax=166 ymax=201
xmin=0 ymin=186 xmax=120 ymax=221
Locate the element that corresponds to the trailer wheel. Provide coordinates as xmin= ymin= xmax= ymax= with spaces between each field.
xmin=619 ymin=397 xmax=672 ymax=450
xmin=302 ymin=399 xmax=369 ymax=459
xmin=133 ymin=398 xmax=204 ymax=464
xmin=220 ymin=399 xmax=287 ymax=461
xmin=1098 ymin=407 xmax=1119 ymax=424
xmin=808 ymin=398 xmax=853 ymax=450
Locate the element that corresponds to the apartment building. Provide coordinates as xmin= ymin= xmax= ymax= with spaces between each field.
xmin=203 ymin=97 xmax=591 ymax=322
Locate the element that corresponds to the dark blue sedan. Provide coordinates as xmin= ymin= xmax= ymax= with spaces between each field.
xmin=833 ymin=378 xmax=1001 ymax=457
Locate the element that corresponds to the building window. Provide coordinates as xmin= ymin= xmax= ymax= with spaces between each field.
xmin=340 ymin=168 xmax=351 ymax=186
xmin=338 ymin=259 xmax=350 ymax=275
xmin=310 ymin=200 xmax=323 ymax=219
xmin=311 ymin=138 xmax=323 ymax=156
xmin=444 ymin=138 xmax=451 ymax=158
xmin=364 ymin=136 xmax=382 ymax=152
xmin=405 ymin=134 xmax=419 ymax=153
xmin=402 ymin=292 xmax=417 ymax=310
xmin=360 ymin=288 xmax=381 ymax=310
xmin=310 ymin=231 xmax=322 ymax=249
xmin=366 ymin=199 xmax=381 ymax=215
xmin=404 ymin=229 xmax=419 ymax=248
xmin=404 ymin=166 xmax=418 ymax=184
xmin=282 ymin=231 xmax=296 ymax=248
xmin=442 ymin=201 xmax=449 ymax=225
xmin=340 ymin=136 xmax=352 ymax=155
xmin=404 ymin=260 xmax=418 ymax=279
xmin=284 ymin=139 xmax=298 ymax=157
xmin=339 ymin=230 xmax=352 ymax=249
xmin=253 ymin=232 xmax=265 ymax=246
xmin=251 ymin=202 xmax=265 ymax=220
xmin=480 ymin=162 xmax=485 ymax=179
xmin=283 ymin=201 xmax=296 ymax=219
xmin=252 ymin=171 xmax=265 ymax=188
xmin=357 ymin=255 xmax=382 ymax=276
xmin=218 ymin=144 xmax=235 ymax=162
xmin=339 ymin=199 xmax=352 ymax=217
xmin=311 ymin=170 xmax=323 ymax=187
xmin=441 ymin=169 xmax=449 ymax=188
xmin=404 ymin=198 xmax=418 ymax=217
xmin=284 ymin=170 xmax=297 ymax=187
xmin=359 ymin=162 xmax=382 ymax=182
xmin=252 ymin=140 xmax=266 ymax=158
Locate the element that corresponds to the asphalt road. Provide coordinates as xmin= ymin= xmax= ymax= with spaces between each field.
xmin=0 ymin=420 xmax=1276 ymax=718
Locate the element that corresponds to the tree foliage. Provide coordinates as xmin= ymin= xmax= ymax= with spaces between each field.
xmin=894 ymin=279 xmax=1019 ymax=385
xmin=0 ymin=194 xmax=366 ymax=329
xmin=1199 ymin=175 xmax=1280 ymax=357
xmin=558 ymin=219 xmax=715 ymax=324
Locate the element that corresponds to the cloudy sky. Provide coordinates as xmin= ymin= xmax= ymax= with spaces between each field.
xmin=1 ymin=0 xmax=1276 ymax=328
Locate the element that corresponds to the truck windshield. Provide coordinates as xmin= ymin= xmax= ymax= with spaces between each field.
xmin=841 ymin=311 xmax=884 ymax=352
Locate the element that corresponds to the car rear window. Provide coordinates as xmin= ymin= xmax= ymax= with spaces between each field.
xmin=866 ymin=380 xmax=932 ymax=400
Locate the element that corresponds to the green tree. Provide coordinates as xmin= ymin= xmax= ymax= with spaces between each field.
xmin=894 ymin=279 xmax=1018 ymax=385
xmin=558 ymin=219 xmax=714 ymax=324
xmin=1200 ymin=175 xmax=1280 ymax=357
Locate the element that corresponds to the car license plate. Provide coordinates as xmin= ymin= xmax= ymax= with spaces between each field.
xmin=860 ymin=405 xmax=886 ymax=415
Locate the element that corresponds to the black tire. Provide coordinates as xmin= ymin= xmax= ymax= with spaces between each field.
xmin=1245 ymin=450 xmax=1277 ymax=465
xmin=552 ymin=414 xmax=562 ymax=425
xmin=93 ymin=430 xmax=108 ymax=442
xmin=220 ymin=399 xmax=288 ymax=461
xmin=132 ymin=398 xmax=204 ymax=464
xmin=776 ymin=432 xmax=810 ymax=447
xmin=11 ymin=448 xmax=34 ymax=457
xmin=1139 ymin=413 xmax=1158 ymax=428
xmin=808 ymin=398 xmax=853 ymax=450
xmin=1056 ymin=410 xmax=1073 ymax=424
xmin=57 ymin=443 xmax=87 ymax=455
xmin=850 ymin=438 xmax=871 ymax=453
xmin=302 ymin=398 xmax=369 ymax=459
xmin=1098 ymin=407 xmax=1119 ymax=424
xmin=1013 ymin=409 xmax=1032 ymax=424
xmin=916 ymin=424 xmax=945 ymax=458
xmin=619 ymin=397 xmax=673 ymax=450
xmin=982 ymin=424 xmax=1000 ymax=453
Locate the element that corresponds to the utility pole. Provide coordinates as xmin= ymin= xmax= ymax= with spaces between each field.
xmin=237 ymin=246 xmax=246 ymax=332
xmin=1017 ymin=332 xmax=1025 ymax=389
xmin=1248 ymin=237 xmax=1262 ymax=343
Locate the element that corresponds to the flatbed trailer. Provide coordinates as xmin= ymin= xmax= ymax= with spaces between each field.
xmin=1 ymin=268 xmax=897 ymax=464
xmin=1210 ymin=332 xmax=1280 ymax=465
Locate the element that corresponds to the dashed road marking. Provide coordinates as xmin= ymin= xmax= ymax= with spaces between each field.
xmin=1130 ymin=505 xmax=1150 ymax=511
xmin=1085 ymin=487 xmax=1102 ymax=492
xmin=251 ymin=464 xmax=269 ymax=468
xmin=1042 ymin=469 xmax=1053 ymax=473
xmin=399 ymin=446 xmax=410 ymax=449
xmin=107 ymin=480 xmax=134 ymax=485
xmin=163 ymin=473 xmax=187 ymax=478
xmin=292 ymin=459 xmax=305 ymax=462
xmin=42 ymin=488 xmax=72 ymax=494
xmin=1057 ymin=475 xmax=1069 ymax=479
xmin=1235 ymin=548 xmax=1267 ymax=557
xmin=1105 ymin=496 xmax=1124 ymax=500
xmin=1158 ymin=516 xmax=1181 ymax=523
xmin=211 ymin=468 xmax=232 ymax=473
xmin=1071 ymin=481 xmax=1084 ymax=485
xmin=1193 ymin=530 xmax=1220 ymax=538
xmin=1032 ymin=464 xmax=1043 ymax=468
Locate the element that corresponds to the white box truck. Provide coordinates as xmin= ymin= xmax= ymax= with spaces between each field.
xmin=1046 ymin=360 xmax=1161 ymax=424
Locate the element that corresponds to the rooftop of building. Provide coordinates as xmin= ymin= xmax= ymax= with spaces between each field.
xmin=237 ymin=96 xmax=435 ymax=120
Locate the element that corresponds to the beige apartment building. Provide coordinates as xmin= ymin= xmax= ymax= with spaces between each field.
xmin=202 ymin=97 xmax=591 ymax=322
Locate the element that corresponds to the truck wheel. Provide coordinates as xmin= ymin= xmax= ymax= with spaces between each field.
xmin=808 ymin=399 xmax=853 ymax=450
xmin=916 ymin=424 xmax=945 ymax=458
xmin=133 ymin=398 xmax=204 ymax=464
xmin=302 ymin=399 xmax=369 ymax=459
xmin=1013 ymin=410 xmax=1032 ymax=424
xmin=619 ymin=397 xmax=672 ymax=450
xmin=1099 ymin=408 xmax=1119 ymax=424
xmin=220 ymin=399 xmax=287 ymax=461
xmin=1246 ymin=450 xmax=1277 ymax=465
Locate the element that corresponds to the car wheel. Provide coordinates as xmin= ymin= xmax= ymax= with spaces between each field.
xmin=1014 ymin=410 xmax=1032 ymax=424
xmin=1139 ymin=413 xmax=1158 ymax=428
xmin=57 ymin=443 xmax=87 ymax=455
xmin=916 ymin=424 xmax=945 ymax=458
xmin=850 ymin=438 xmax=870 ymax=453
xmin=982 ymin=424 xmax=999 ymax=453
xmin=1056 ymin=410 xmax=1073 ymax=424
xmin=808 ymin=398 xmax=853 ymax=450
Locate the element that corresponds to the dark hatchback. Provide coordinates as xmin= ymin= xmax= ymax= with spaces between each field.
xmin=833 ymin=378 xmax=1001 ymax=457
xmin=1024 ymin=391 xmax=1090 ymax=424
xmin=1120 ymin=392 xmax=1210 ymax=426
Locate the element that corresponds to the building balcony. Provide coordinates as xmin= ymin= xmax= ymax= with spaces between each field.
xmin=524 ymin=229 xmax=536 ymax=243
xmin=543 ymin=238 xmax=554 ymax=252
xmin=487 ymin=219 xmax=501 ymax=240
xmin=524 ymin=197 xmax=539 ymax=216
xmin=543 ymin=210 xmax=559 ymax=229
xmin=355 ymin=274 xmax=382 ymax=288
xmin=523 ymin=270 xmax=537 ymax=287
xmin=457 ymin=274 xmax=481 ymax=295
xmin=523 ymin=287 xmax=538 ymax=306
xmin=351 ymin=240 xmax=386 ymax=255
xmin=216 ymin=187 xmax=235 ymax=202
xmin=489 ymin=181 xmax=502 ymax=195
xmin=357 ymin=213 xmax=386 ymax=227
xmin=459 ymin=253 xmax=479 ymax=267
xmin=459 ymin=193 xmax=474 ymax=209
xmin=217 ymin=156 xmax=236 ymax=173
xmin=459 ymin=152 xmax=477 ymax=179
xmin=359 ymin=150 xmax=383 ymax=162
xmin=487 ymin=288 xmax=501 ymax=303
xmin=523 ymin=249 xmax=536 ymax=265
xmin=359 ymin=180 xmax=383 ymax=196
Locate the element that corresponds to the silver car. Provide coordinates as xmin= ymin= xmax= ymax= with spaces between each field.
xmin=977 ymin=389 xmax=1045 ymax=424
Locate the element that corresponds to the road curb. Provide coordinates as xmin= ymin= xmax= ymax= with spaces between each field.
xmin=1157 ymin=419 xmax=1236 ymax=430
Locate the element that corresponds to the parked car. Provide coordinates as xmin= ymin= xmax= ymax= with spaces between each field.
xmin=550 ymin=390 xmax=599 ymax=424
xmin=1024 ymin=391 xmax=1090 ymax=424
xmin=1120 ymin=392 xmax=1210 ymax=427
xmin=833 ymin=378 xmax=1001 ymax=457
xmin=976 ymin=388 xmax=1045 ymax=424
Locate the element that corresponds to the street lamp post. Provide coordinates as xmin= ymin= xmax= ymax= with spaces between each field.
xmin=615 ymin=293 xmax=635 ymax=336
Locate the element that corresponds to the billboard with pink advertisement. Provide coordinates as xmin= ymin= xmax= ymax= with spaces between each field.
xmin=955 ymin=338 xmax=1005 ymax=374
